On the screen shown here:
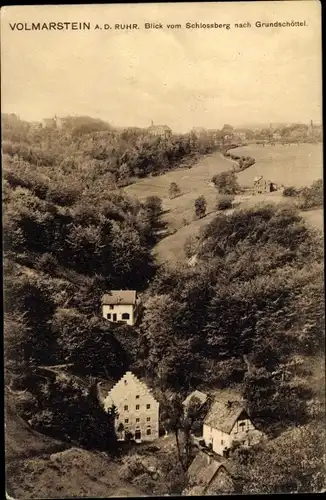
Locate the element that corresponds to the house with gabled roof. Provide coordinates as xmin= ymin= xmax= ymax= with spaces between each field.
xmin=203 ymin=389 xmax=264 ymax=456
xmin=183 ymin=390 xmax=208 ymax=411
xmin=148 ymin=121 xmax=172 ymax=139
xmin=102 ymin=290 xmax=140 ymax=326
xmin=182 ymin=451 xmax=235 ymax=496
xmin=99 ymin=371 xmax=159 ymax=443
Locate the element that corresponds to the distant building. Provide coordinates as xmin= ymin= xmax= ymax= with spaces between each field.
xmin=102 ymin=290 xmax=140 ymax=326
xmin=234 ymin=131 xmax=246 ymax=141
xmin=41 ymin=115 xmax=65 ymax=129
xmin=183 ymin=451 xmax=235 ymax=496
xmin=272 ymin=132 xmax=282 ymax=141
xmin=183 ymin=390 xmax=208 ymax=413
xmin=203 ymin=389 xmax=264 ymax=456
xmin=253 ymin=176 xmax=277 ymax=194
xmin=191 ymin=127 xmax=207 ymax=137
xmin=99 ymin=371 xmax=160 ymax=443
xmin=42 ymin=117 xmax=57 ymax=128
xmin=147 ymin=121 xmax=172 ymax=139
xmin=30 ymin=121 xmax=42 ymax=130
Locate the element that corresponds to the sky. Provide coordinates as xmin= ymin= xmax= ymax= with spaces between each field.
xmin=1 ymin=1 xmax=322 ymax=133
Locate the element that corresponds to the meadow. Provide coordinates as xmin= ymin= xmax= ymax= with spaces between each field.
xmin=139 ymin=142 xmax=323 ymax=265
xmin=124 ymin=152 xmax=231 ymax=231
xmin=234 ymin=143 xmax=323 ymax=188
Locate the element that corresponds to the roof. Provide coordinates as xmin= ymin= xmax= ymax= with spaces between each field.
xmin=204 ymin=390 xmax=247 ymax=434
xmin=183 ymin=390 xmax=208 ymax=407
xmin=103 ymin=371 xmax=158 ymax=409
xmin=186 ymin=451 xmax=225 ymax=490
xmin=102 ymin=290 xmax=137 ymax=305
xmin=148 ymin=124 xmax=171 ymax=131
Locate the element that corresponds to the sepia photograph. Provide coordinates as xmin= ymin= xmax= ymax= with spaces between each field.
xmin=1 ymin=1 xmax=324 ymax=497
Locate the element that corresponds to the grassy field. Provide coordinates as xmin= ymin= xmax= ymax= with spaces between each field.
xmin=124 ymin=152 xmax=231 ymax=232
xmin=125 ymin=144 xmax=323 ymax=265
xmin=233 ymin=143 xmax=323 ymax=189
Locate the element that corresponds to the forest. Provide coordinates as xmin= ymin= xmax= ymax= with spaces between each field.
xmin=3 ymin=113 xmax=325 ymax=494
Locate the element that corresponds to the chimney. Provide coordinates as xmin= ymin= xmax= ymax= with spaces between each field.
xmin=151 ymin=120 xmax=154 ymax=126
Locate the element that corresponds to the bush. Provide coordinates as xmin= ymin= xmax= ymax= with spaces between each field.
xmin=216 ymin=195 xmax=234 ymax=211
xmin=168 ymin=182 xmax=181 ymax=199
xmin=194 ymin=196 xmax=207 ymax=219
xmin=283 ymin=186 xmax=299 ymax=197
xmin=297 ymin=179 xmax=323 ymax=210
xmin=212 ymin=171 xmax=240 ymax=194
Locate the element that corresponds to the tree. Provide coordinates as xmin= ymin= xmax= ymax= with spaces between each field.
xmin=53 ymin=309 xmax=129 ymax=377
xmin=235 ymin=423 xmax=325 ymax=493
xmin=298 ymin=179 xmax=323 ymax=210
xmin=194 ymin=195 xmax=207 ymax=219
xmin=29 ymin=374 xmax=119 ymax=453
xmin=168 ymin=182 xmax=181 ymax=199
xmin=283 ymin=186 xmax=299 ymax=197
xmin=160 ymin=393 xmax=192 ymax=471
xmin=212 ymin=171 xmax=240 ymax=194
xmin=216 ymin=195 xmax=234 ymax=210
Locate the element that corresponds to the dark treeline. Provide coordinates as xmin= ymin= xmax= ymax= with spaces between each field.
xmin=2 ymin=113 xmax=218 ymax=193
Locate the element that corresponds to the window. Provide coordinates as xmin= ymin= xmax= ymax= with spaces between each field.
xmin=221 ymin=439 xmax=224 ymax=445
xmin=146 ymin=428 xmax=151 ymax=435
xmin=136 ymin=405 xmax=140 ymax=410
xmin=136 ymin=395 xmax=140 ymax=399
xmin=124 ymin=405 xmax=128 ymax=411
xmin=109 ymin=305 xmax=114 ymax=310
xmin=122 ymin=313 xmax=130 ymax=320
xmin=136 ymin=418 xmax=140 ymax=423
xmin=107 ymin=313 xmax=111 ymax=319
xmin=124 ymin=419 xmax=129 ymax=424
xmin=146 ymin=404 xmax=151 ymax=410
xmin=146 ymin=417 xmax=151 ymax=422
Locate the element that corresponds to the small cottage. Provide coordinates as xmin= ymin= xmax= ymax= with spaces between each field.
xmin=99 ymin=371 xmax=160 ymax=443
xmin=253 ymin=175 xmax=277 ymax=194
xmin=183 ymin=451 xmax=234 ymax=496
xmin=203 ymin=390 xmax=264 ymax=456
xmin=102 ymin=290 xmax=140 ymax=326
xmin=183 ymin=390 xmax=208 ymax=413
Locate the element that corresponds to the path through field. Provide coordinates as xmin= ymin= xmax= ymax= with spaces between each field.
xmin=124 ymin=144 xmax=323 ymax=265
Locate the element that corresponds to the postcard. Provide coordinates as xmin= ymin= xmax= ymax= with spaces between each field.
xmin=2 ymin=1 xmax=324 ymax=498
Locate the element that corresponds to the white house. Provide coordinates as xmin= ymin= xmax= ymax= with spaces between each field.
xmin=102 ymin=290 xmax=140 ymax=326
xmin=203 ymin=390 xmax=264 ymax=456
xmin=100 ymin=371 xmax=160 ymax=443
xmin=148 ymin=121 xmax=172 ymax=139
